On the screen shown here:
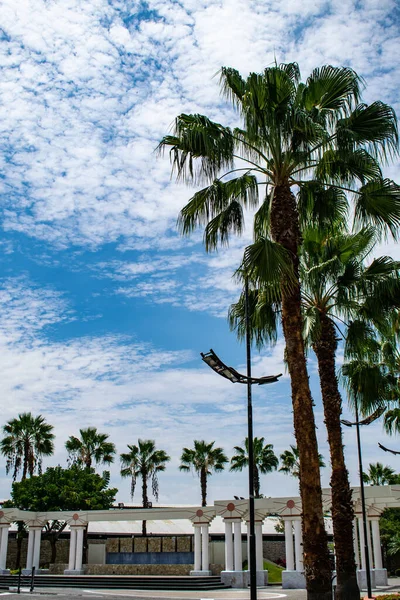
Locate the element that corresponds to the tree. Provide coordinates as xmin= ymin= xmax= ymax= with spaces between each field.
xmin=120 ymin=439 xmax=170 ymax=536
xmin=179 ymin=440 xmax=228 ymax=507
xmin=230 ymin=437 xmax=278 ymax=497
xmin=65 ymin=427 xmax=116 ymax=470
xmin=159 ymin=62 xmax=399 ymax=600
xmin=362 ymin=462 xmax=398 ymax=485
xmin=279 ymin=445 xmax=325 ymax=478
xmin=0 ymin=413 xmax=54 ymax=481
xmin=229 ymin=224 xmax=399 ymax=599
xmin=9 ymin=465 xmax=117 ymax=563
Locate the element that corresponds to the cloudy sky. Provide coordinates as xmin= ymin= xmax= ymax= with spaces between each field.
xmin=0 ymin=0 xmax=399 ymax=506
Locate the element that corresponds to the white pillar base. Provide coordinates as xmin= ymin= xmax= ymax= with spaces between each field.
xmin=190 ymin=570 xmax=212 ymax=576
xmin=357 ymin=569 xmax=376 ymax=590
xmin=243 ymin=570 xmax=268 ymax=587
xmin=221 ymin=571 xmax=246 ymax=588
xmin=372 ymin=568 xmax=388 ymax=586
xmin=64 ymin=569 xmax=85 ymax=575
xmin=282 ymin=570 xmax=306 ymax=589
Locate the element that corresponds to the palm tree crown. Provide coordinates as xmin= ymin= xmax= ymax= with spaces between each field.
xmin=65 ymin=427 xmax=116 ymax=470
xmin=279 ymin=444 xmax=325 ymax=478
xmin=0 ymin=412 xmax=54 ymax=481
xmin=179 ymin=440 xmax=228 ymax=507
xmin=120 ymin=439 xmax=170 ymax=504
xmin=120 ymin=439 xmax=170 ymax=536
xmin=230 ymin=436 xmax=278 ymax=498
xmin=362 ymin=462 xmax=398 ymax=485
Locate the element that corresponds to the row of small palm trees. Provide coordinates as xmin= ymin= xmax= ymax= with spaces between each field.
xmin=157 ymin=61 xmax=400 ymax=600
xmin=0 ymin=414 xmax=308 ymax=503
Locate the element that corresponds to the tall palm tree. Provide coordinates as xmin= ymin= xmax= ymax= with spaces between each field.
xmin=65 ymin=427 xmax=116 ymax=470
xmin=362 ymin=462 xmax=398 ymax=485
xmin=120 ymin=439 xmax=170 ymax=535
xmin=230 ymin=436 xmax=278 ymax=497
xmin=280 ymin=445 xmax=325 ymax=478
xmin=230 ymin=225 xmax=399 ymax=599
xmin=0 ymin=412 xmax=54 ymax=480
xmin=179 ymin=440 xmax=228 ymax=507
xmin=159 ymin=62 xmax=399 ymax=600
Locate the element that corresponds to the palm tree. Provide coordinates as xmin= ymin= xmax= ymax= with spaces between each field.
xmin=362 ymin=462 xmax=398 ymax=485
xmin=0 ymin=412 xmax=54 ymax=480
xmin=230 ymin=437 xmax=278 ymax=497
xmin=120 ymin=439 xmax=170 ymax=535
xmin=230 ymin=224 xmax=399 ymax=599
xmin=179 ymin=440 xmax=228 ymax=506
xmin=159 ymin=62 xmax=399 ymax=600
xmin=65 ymin=427 xmax=116 ymax=470
xmin=279 ymin=445 xmax=325 ymax=478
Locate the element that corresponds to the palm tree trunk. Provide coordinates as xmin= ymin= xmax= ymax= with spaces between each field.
xmin=270 ymin=184 xmax=332 ymax=600
xmin=313 ymin=314 xmax=359 ymax=600
xmin=200 ymin=468 xmax=207 ymax=507
xmin=254 ymin=466 xmax=260 ymax=498
xmin=22 ymin=440 xmax=29 ymax=480
xmin=142 ymin=470 xmax=148 ymax=536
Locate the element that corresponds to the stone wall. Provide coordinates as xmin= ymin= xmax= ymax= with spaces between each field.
xmin=6 ymin=534 xmax=285 ymax=573
xmin=263 ymin=540 xmax=286 ymax=564
xmin=6 ymin=539 xmax=69 ymax=570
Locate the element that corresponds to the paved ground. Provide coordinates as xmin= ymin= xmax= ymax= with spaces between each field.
xmin=2 ymin=579 xmax=400 ymax=600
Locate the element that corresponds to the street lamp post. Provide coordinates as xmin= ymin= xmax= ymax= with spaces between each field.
xmin=201 ymin=279 xmax=281 ymax=600
xmin=341 ymin=405 xmax=385 ymax=598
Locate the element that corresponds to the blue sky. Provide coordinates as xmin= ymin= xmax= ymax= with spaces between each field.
xmin=0 ymin=0 xmax=399 ymax=507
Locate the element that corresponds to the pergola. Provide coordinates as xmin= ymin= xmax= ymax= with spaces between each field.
xmin=0 ymin=484 xmax=398 ymax=589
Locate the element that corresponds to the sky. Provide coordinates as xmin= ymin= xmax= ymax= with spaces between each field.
xmin=0 ymin=0 xmax=399 ymax=507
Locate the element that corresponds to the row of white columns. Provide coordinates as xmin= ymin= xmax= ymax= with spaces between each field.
xmin=224 ymin=519 xmax=242 ymax=571
xmin=25 ymin=526 xmax=42 ymax=572
xmin=193 ymin=524 xmax=210 ymax=573
xmin=353 ymin=516 xmax=383 ymax=570
xmin=284 ymin=517 xmax=303 ymax=572
xmin=67 ymin=527 xmax=85 ymax=572
xmin=223 ymin=519 xmax=265 ymax=573
xmin=0 ymin=523 xmax=86 ymax=574
xmin=0 ymin=526 xmax=9 ymax=572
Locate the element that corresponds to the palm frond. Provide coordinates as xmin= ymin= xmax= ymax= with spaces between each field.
xmin=241 ymin=237 xmax=295 ymax=300
xmin=303 ymin=66 xmax=362 ymax=117
xmin=178 ymin=174 xmax=258 ymax=240
xmin=354 ymin=178 xmax=400 ymax=239
xmin=157 ymin=114 xmax=234 ymax=183
xmin=336 ymin=102 xmax=399 ymax=162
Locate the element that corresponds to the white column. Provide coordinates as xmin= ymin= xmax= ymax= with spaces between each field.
xmin=284 ymin=518 xmax=295 ymax=571
xmin=32 ymin=528 xmax=42 ymax=570
xmin=201 ymin=524 xmax=209 ymax=572
xmin=0 ymin=526 xmax=9 ymax=570
xmin=358 ymin=517 xmax=366 ymax=570
xmin=255 ymin=522 xmax=263 ymax=571
xmin=371 ymin=518 xmax=382 ymax=570
xmin=353 ymin=519 xmax=360 ymax=568
xmin=224 ymin=520 xmax=234 ymax=571
xmin=74 ymin=528 xmax=84 ymax=571
xmin=68 ymin=528 xmax=77 ymax=571
xmin=26 ymin=528 xmax=35 ymax=570
xmin=233 ymin=520 xmax=243 ymax=572
xmin=194 ymin=525 xmax=201 ymax=571
xmin=293 ymin=518 xmax=304 ymax=572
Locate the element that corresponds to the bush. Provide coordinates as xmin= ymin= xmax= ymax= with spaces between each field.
xmin=373 ymin=595 xmax=400 ymax=600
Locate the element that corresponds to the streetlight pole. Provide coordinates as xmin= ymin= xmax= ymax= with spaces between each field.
xmin=341 ymin=404 xmax=384 ymax=598
xmin=200 ymin=283 xmax=281 ymax=599
xmin=245 ymin=277 xmax=257 ymax=600
xmin=354 ymin=399 xmax=372 ymax=599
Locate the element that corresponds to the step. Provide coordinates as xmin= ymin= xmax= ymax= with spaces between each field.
xmin=0 ymin=574 xmax=228 ymax=590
